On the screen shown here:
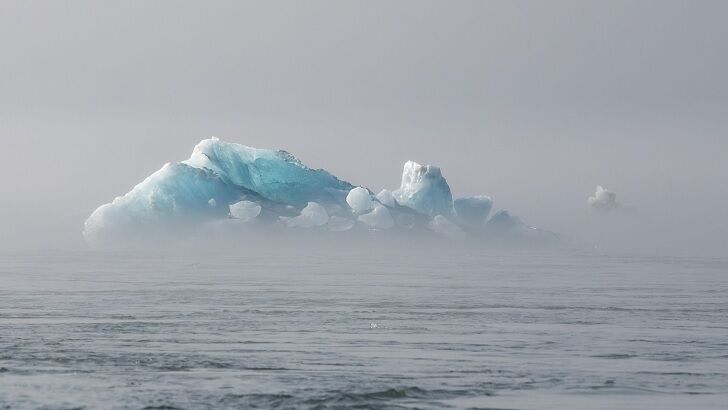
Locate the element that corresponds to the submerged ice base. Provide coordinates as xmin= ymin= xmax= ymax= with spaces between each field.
xmin=84 ymin=137 xmax=555 ymax=245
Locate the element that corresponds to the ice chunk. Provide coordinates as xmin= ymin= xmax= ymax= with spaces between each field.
xmin=358 ymin=205 xmax=394 ymax=229
xmin=327 ymin=216 xmax=356 ymax=232
xmin=428 ymin=215 xmax=465 ymax=237
xmin=285 ymin=202 xmax=329 ymax=228
xmin=393 ymin=161 xmax=453 ymax=216
xmin=229 ymin=200 xmax=262 ymax=222
xmin=587 ymin=185 xmax=617 ymax=211
xmin=208 ymin=198 xmax=217 ymax=207
xmin=375 ymin=189 xmax=396 ymax=207
xmin=454 ymin=196 xmax=493 ymax=228
xmin=346 ymin=187 xmax=375 ymax=214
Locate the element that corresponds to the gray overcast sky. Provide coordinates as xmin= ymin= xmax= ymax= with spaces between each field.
xmin=1 ymin=0 xmax=727 ymax=254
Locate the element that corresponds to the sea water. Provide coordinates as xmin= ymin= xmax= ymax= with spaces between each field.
xmin=0 ymin=248 xmax=726 ymax=409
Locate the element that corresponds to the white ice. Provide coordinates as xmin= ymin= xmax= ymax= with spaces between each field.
xmin=358 ymin=205 xmax=394 ymax=229
xmin=346 ymin=187 xmax=375 ymax=214
xmin=229 ymin=200 xmax=262 ymax=222
xmin=285 ymin=202 xmax=329 ymax=228
xmin=588 ymin=185 xmax=617 ymax=210
xmin=393 ymin=161 xmax=453 ymax=217
xmin=376 ymin=189 xmax=396 ymax=207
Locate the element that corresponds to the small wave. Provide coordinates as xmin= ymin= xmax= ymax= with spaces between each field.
xmin=142 ymin=406 xmax=183 ymax=410
xmin=219 ymin=393 xmax=295 ymax=408
xmin=591 ymin=353 xmax=637 ymax=359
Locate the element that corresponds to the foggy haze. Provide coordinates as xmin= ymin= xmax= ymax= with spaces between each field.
xmin=1 ymin=0 xmax=727 ymax=255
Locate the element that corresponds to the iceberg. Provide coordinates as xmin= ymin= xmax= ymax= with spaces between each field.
xmin=84 ymin=137 xmax=551 ymax=245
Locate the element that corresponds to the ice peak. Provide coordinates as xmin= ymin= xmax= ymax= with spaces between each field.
xmin=393 ymin=160 xmax=453 ymax=217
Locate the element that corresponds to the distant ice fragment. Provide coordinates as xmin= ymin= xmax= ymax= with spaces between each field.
xmin=588 ymin=185 xmax=617 ymax=211
xmin=229 ymin=200 xmax=262 ymax=222
xmin=454 ymin=196 xmax=493 ymax=228
xmin=285 ymin=202 xmax=329 ymax=228
xmin=208 ymin=198 xmax=217 ymax=207
xmin=376 ymin=189 xmax=396 ymax=207
xmin=346 ymin=187 xmax=375 ymax=214
xmin=358 ymin=205 xmax=394 ymax=229
xmin=428 ymin=215 xmax=466 ymax=237
xmin=393 ymin=161 xmax=453 ymax=217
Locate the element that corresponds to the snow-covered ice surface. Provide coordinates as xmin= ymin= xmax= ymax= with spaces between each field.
xmin=1 ymin=248 xmax=727 ymax=409
xmin=83 ymin=138 xmax=555 ymax=246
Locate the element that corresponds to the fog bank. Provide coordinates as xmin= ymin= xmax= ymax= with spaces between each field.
xmin=1 ymin=1 xmax=727 ymax=255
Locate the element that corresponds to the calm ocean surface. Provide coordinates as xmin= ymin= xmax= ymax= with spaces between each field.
xmin=1 ymin=248 xmax=727 ymax=409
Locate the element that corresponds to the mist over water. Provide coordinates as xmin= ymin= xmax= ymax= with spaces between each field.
xmin=1 ymin=0 xmax=728 ymax=256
